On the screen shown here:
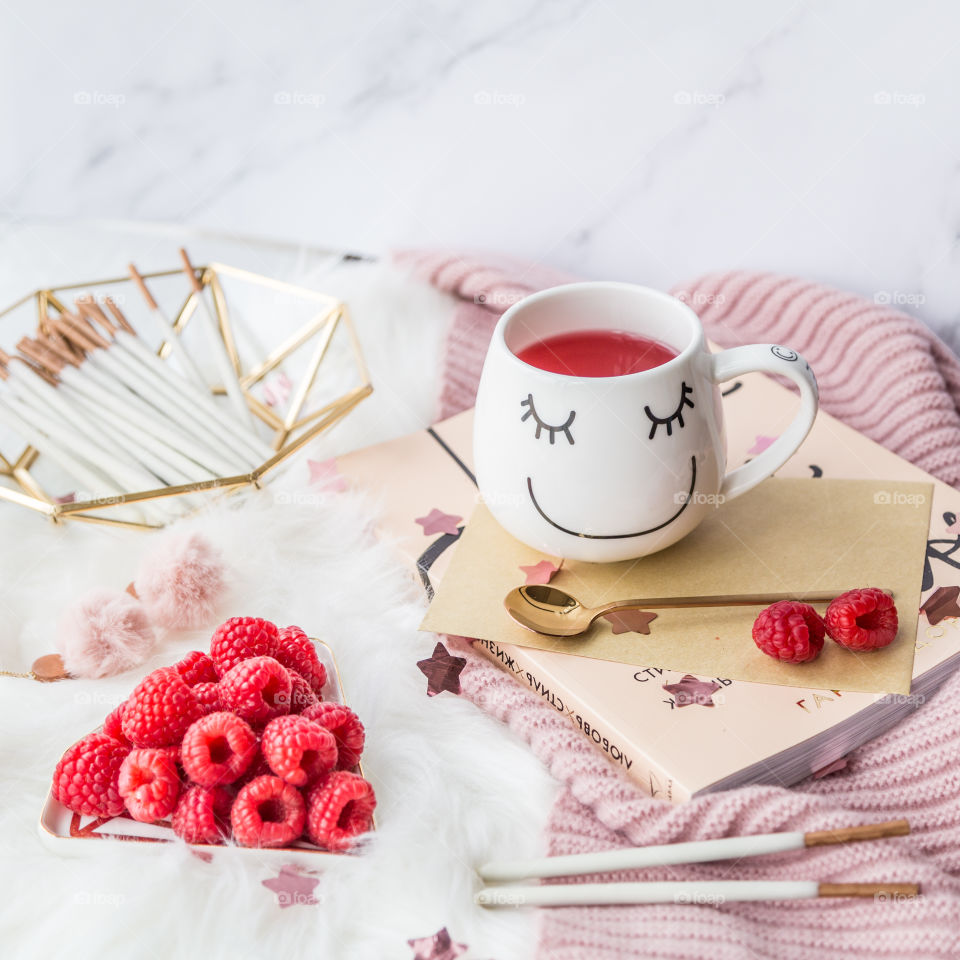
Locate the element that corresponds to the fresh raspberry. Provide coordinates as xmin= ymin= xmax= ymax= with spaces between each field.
xmin=174 ymin=650 xmax=219 ymax=686
xmin=171 ymin=785 xmax=232 ymax=844
xmin=284 ymin=668 xmax=319 ymax=713
xmin=219 ymin=656 xmax=292 ymax=724
xmin=121 ymin=667 xmax=206 ymax=747
xmin=261 ymin=715 xmax=337 ymax=786
xmin=230 ymin=775 xmax=305 ymax=847
xmin=301 ymin=702 xmax=365 ymax=769
xmin=305 ymin=771 xmax=376 ymax=851
xmin=118 ymin=748 xmax=181 ymax=823
xmin=102 ymin=702 xmax=130 ymax=745
xmin=825 ymin=588 xmax=899 ymax=651
xmin=752 ymin=601 xmax=825 ymax=663
xmin=181 ymin=712 xmax=258 ymax=787
xmin=209 ymin=617 xmax=278 ymax=674
xmin=52 ymin=732 xmax=129 ymax=818
xmin=272 ymin=626 xmax=327 ymax=694
xmin=192 ymin=681 xmax=223 ymax=714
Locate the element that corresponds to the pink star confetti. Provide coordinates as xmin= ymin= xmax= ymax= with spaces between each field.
xmin=519 ymin=560 xmax=560 ymax=585
xmin=661 ymin=674 xmax=722 ymax=708
xmin=263 ymin=372 xmax=292 ymax=408
xmin=261 ymin=865 xmax=320 ymax=908
xmin=748 ymin=434 xmax=776 ymax=455
xmin=417 ymin=641 xmax=466 ymax=697
xmin=307 ymin=458 xmax=347 ymax=492
xmin=415 ymin=508 xmax=462 ymax=537
xmin=601 ymin=609 xmax=658 ymax=635
xmin=408 ymin=927 xmax=467 ymax=960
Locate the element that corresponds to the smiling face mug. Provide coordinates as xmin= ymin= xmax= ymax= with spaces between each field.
xmin=473 ymin=282 xmax=819 ymax=563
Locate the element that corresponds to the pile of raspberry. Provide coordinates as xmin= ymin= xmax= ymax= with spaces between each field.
xmin=51 ymin=617 xmax=375 ymax=852
xmin=752 ymin=588 xmax=899 ymax=663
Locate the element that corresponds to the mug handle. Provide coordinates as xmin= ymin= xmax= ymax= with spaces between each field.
xmin=710 ymin=344 xmax=819 ymax=501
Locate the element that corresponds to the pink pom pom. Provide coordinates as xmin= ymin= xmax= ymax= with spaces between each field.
xmin=57 ymin=590 xmax=157 ymax=679
xmin=135 ymin=532 xmax=226 ymax=631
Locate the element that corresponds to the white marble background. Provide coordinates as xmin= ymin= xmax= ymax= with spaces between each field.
xmin=2 ymin=0 xmax=960 ymax=343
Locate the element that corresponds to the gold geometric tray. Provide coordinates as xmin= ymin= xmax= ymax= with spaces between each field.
xmin=0 ymin=262 xmax=372 ymax=528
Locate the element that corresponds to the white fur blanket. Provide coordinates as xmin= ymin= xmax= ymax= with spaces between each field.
xmin=0 ymin=262 xmax=555 ymax=959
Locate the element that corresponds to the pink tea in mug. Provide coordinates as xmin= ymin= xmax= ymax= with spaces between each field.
xmin=515 ymin=329 xmax=678 ymax=377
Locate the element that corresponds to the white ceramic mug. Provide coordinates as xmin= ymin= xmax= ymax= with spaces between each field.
xmin=473 ymin=282 xmax=819 ymax=562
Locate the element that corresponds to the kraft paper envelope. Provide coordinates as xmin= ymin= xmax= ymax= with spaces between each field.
xmin=421 ymin=478 xmax=932 ymax=695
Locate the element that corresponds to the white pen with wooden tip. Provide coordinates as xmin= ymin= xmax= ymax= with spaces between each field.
xmin=476 ymin=820 xmax=916 ymax=908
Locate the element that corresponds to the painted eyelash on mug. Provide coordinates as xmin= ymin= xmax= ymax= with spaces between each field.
xmin=520 ymin=394 xmax=575 ymax=445
xmin=644 ymin=382 xmax=694 ymax=439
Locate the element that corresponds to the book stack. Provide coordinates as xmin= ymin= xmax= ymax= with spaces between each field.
xmin=337 ymin=365 xmax=960 ymax=802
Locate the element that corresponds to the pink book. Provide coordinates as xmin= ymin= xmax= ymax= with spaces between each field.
xmin=337 ymin=367 xmax=960 ymax=802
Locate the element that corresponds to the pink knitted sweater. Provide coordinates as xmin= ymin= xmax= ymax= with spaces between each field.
xmin=397 ymin=253 xmax=960 ymax=959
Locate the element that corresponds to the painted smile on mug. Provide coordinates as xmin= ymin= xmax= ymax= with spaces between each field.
xmin=525 ymin=455 xmax=697 ymax=540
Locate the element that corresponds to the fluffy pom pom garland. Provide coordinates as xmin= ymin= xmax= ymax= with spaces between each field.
xmin=54 ymin=532 xmax=228 ymax=678
xmin=134 ymin=532 xmax=227 ymax=630
xmin=56 ymin=589 xmax=157 ymax=679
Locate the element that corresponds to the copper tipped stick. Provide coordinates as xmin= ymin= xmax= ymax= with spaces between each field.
xmin=45 ymin=316 xmax=240 ymax=479
xmin=476 ymin=880 xmax=920 ymax=908
xmin=178 ymin=247 xmax=256 ymax=430
xmin=88 ymin=289 xmax=268 ymax=465
xmin=128 ymin=262 xmax=207 ymax=389
xmin=478 ymin=819 xmax=912 ymax=883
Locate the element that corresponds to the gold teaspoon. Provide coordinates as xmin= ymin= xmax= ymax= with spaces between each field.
xmin=504 ymin=584 xmax=863 ymax=638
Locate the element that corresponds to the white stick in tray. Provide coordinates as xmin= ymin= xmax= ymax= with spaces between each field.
xmin=178 ymin=248 xmax=258 ymax=432
xmin=127 ymin=264 xmax=208 ymax=389
xmin=90 ymin=297 xmax=271 ymax=465
xmin=71 ymin=302 xmax=255 ymax=472
xmin=0 ymin=367 xmax=161 ymax=524
xmin=6 ymin=354 xmax=162 ymax=482
xmin=51 ymin=315 xmax=248 ymax=479
xmin=24 ymin=332 xmax=226 ymax=487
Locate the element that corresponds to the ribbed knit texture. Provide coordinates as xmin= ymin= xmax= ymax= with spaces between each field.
xmin=397 ymin=251 xmax=960 ymax=958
